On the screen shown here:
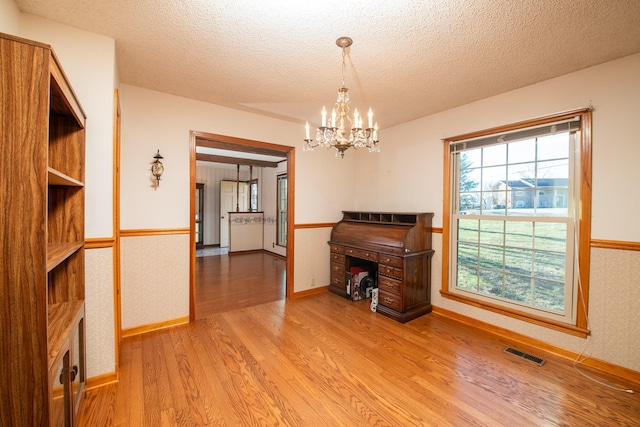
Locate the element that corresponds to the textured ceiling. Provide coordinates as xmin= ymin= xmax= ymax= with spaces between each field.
xmin=14 ymin=0 xmax=640 ymax=130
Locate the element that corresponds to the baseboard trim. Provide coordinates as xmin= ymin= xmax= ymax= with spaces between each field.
xmin=228 ymin=249 xmax=263 ymax=255
xmin=292 ymin=286 xmax=329 ymax=299
xmin=432 ymin=305 xmax=640 ymax=385
xmin=121 ymin=316 xmax=190 ymax=338
xmin=85 ymin=371 xmax=118 ymax=391
xmin=262 ymin=249 xmax=286 ymax=259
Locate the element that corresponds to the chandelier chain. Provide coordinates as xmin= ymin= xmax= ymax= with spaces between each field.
xmin=341 ymin=47 xmax=347 ymax=88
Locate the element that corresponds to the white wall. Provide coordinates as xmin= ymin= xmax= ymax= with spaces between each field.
xmin=353 ymin=53 xmax=640 ymax=371
xmin=0 ymin=0 xmax=19 ymax=33
xmin=120 ymin=84 xmax=355 ymax=230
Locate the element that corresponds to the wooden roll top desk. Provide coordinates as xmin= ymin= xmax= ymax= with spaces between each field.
xmin=328 ymin=211 xmax=434 ymax=323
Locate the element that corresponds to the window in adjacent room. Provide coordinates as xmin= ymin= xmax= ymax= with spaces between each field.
xmin=277 ymin=174 xmax=287 ymax=246
xmin=249 ymin=179 xmax=258 ymax=211
xmin=442 ymin=109 xmax=592 ymax=336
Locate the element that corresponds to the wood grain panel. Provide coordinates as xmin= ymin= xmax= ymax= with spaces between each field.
xmin=0 ymin=35 xmax=50 ymax=427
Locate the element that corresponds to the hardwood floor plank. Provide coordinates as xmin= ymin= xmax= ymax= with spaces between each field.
xmin=126 ymin=335 xmax=145 ymax=426
xmin=78 ymin=383 xmax=117 ymax=426
xmin=157 ymin=330 xmax=191 ymax=415
xmin=167 ymin=326 xmax=219 ymax=425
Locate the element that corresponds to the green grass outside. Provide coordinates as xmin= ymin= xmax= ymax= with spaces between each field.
xmin=455 ymin=218 xmax=567 ymax=312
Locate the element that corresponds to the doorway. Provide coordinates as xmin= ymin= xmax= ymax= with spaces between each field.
xmin=189 ymin=131 xmax=295 ymax=321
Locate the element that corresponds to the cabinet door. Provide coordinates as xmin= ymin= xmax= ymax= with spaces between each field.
xmin=51 ymin=350 xmax=71 ymax=427
xmin=71 ymin=316 xmax=86 ymax=424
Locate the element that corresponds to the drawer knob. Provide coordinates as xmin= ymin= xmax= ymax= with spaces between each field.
xmin=384 ymin=297 xmax=393 ymax=304
xmin=384 ymin=282 xmax=393 ymax=288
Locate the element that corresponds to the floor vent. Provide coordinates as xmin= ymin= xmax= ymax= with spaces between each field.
xmin=503 ymin=347 xmax=546 ymax=366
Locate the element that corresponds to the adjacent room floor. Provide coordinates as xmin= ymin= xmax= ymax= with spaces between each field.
xmin=194 ymin=250 xmax=286 ymax=318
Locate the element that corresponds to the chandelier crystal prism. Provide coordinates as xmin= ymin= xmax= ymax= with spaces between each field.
xmin=303 ymin=37 xmax=380 ymax=158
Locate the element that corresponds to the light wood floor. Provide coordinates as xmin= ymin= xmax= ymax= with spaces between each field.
xmin=79 ymin=290 xmax=639 ymax=426
xmin=194 ymin=252 xmax=286 ymax=318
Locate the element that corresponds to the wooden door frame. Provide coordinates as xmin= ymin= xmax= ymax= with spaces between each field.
xmin=188 ymin=131 xmax=295 ymax=321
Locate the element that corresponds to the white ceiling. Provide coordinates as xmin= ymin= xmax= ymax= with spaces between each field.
xmin=15 ymin=0 xmax=640 ymax=131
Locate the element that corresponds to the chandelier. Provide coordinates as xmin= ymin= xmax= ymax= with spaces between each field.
xmin=303 ymin=37 xmax=379 ymax=158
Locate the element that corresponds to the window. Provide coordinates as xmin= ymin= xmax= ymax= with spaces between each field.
xmin=277 ymin=174 xmax=287 ymax=246
xmin=249 ymin=179 xmax=258 ymax=211
xmin=442 ymin=110 xmax=592 ymax=336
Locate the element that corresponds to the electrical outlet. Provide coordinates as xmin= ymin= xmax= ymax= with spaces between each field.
xmin=272 ymin=242 xmax=275 ymax=248
xmin=311 ymin=278 xmax=316 ymax=287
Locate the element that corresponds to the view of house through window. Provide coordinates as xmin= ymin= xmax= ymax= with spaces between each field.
xmin=277 ymin=174 xmax=287 ymax=246
xmin=445 ymin=111 xmax=591 ymax=328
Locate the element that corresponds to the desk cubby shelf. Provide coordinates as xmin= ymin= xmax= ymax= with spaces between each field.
xmin=342 ymin=211 xmax=418 ymax=225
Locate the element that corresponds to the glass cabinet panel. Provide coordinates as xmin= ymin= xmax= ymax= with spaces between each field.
xmin=51 ymin=350 xmax=70 ymax=427
xmin=71 ymin=317 xmax=85 ymax=416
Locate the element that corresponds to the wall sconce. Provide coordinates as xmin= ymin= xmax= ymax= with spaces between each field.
xmin=151 ymin=149 xmax=164 ymax=184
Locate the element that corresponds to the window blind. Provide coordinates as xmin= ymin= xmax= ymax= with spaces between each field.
xmin=449 ymin=117 xmax=581 ymax=153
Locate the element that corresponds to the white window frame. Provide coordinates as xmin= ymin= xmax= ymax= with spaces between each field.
xmin=441 ymin=109 xmax=592 ymax=337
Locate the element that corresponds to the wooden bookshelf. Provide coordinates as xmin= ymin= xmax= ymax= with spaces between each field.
xmin=0 ymin=32 xmax=87 ymax=426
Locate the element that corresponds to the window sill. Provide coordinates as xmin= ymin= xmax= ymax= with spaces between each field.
xmin=440 ymin=290 xmax=589 ymax=338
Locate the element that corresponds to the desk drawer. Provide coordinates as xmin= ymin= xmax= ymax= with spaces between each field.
xmin=344 ymin=247 xmax=378 ymax=262
xmin=379 ymin=254 xmax=403 ymax=269
xmin=379 ymin=264 xmax=403 ymax=280
xmin=378 ymin=275 xmax=401 ymax=296
xmin=330 ymin=252 xmax=345 ymax=264
xmin=329 ymin=244 xmax=344 ymax=253
xmin=330 ymin=261 xmax=345 ymax=275
xmin=379 ymin=290 xmax=402 ymax=312
xmin=330 ymin=270 xmax=345 ymax=288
